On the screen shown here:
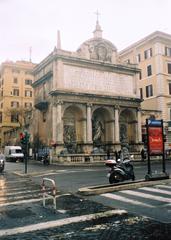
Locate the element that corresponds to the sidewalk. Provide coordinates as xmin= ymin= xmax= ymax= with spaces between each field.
xmin=0 ymin=192 xmax=171 ymax=240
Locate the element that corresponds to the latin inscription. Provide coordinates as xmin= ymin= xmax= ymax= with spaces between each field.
xmin=63 ymin=65 xmax=135 ymax=96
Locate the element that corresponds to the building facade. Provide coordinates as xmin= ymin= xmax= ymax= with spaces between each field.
xmin=32 ymin=21 xmax=143 ymax=162
xmin=0 ymin=60 xmax=35 ymax=147
xmin=119 ymin=31 xmax=171 ymax=145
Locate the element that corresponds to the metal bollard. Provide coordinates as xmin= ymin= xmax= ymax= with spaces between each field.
xmin=41 ymin=177 xmax=57 ymax=209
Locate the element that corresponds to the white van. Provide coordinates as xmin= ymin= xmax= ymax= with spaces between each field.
xmin=4 ymin=146 xmax=24 ymax=162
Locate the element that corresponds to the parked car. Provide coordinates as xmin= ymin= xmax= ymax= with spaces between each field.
xmin=4 ymin=146 xmax=24 ymax=162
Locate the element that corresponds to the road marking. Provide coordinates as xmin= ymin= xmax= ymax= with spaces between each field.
xmin=0 ymin=179 xmax=29 ymax=184
xmin=101 ymin=193 xmax=154 ymax=208
xmin=156 ymin=185 xmax=171 ymax=190
xmin=0 ymin=189 xmax=41 ymax=198
xmin=0 ymin=192 xmax=42 ymax=202
xmin=0 ymin=197 xmax=42 ymax=207
xmin=27 ymin=169 xmax=101 ymax=177
xmin=140 ymin=187 xmax=171 ymax=195
xmin=0 ymin=193 xmax=70 ymax=207
xmin=121 ymin=190 xmax=171 ymax=203
xmin=0 ymin=209 xmax=127 ymax=237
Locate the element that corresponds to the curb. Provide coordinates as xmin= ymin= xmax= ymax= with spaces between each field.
xmin=78 ymin=178 xmax=171 ymax=196
xmin=13 ymin=170 xmax=56 ymax=177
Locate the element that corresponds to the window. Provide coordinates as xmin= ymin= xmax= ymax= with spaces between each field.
xmin=169 ymin=83 xmax=171 ymax=95
xmin=11 ymin=113 xmax=19 ymax=123
xmin=13 ymin=89 xmax=19 ymax=96
xmin=147 ymin=65 xmax=152 ymax=76
xmin=146 ymin=85 xmax=153 ymax=98
xmin=25 ymin=102 xmax=32 ymax=108
xmin=144 ymin=48 xmax=152 ymax=59
xmin=169 ymin=109 xmax=171 ymax=121
xmin=25 ymin=79 xmax=32 ymax=85
xmin=139 ymin=71 xmax=142 ymax=80
xmin=25 ymin=90 xmax=32 ymax=97
xmin=0 ymin=112 xmax=2 ymax=123
xmin=136 ymin=54 xmax=141 ymax=63
xmin=42 ymin=112 xmax=46 ymax=122
xmin=165 ymin=47 xmax=171 ymax=57
xmin=11 ymin=101 xmax=19 ymax=108
xmin=12 ymin=69 xmax=20 ymax=74
xmin=168 ymin=63 xmax=171 ymax=74
xmin=13 ymin=78 xmax=18 ymax=84
xmin=140 ymin=88 xmax=143 ymax=99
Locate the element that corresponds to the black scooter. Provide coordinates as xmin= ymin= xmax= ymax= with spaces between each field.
xmin=41 ymin=154 xmax=50 ymax=166
xmin=105 ymin=157 xmax=135 ymax=184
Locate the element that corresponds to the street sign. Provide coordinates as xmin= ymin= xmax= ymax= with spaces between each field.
xmin=147 ymin=119 xmax=162 ymax=126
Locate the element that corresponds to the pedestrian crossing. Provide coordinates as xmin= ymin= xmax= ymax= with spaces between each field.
xmin=90 ymin=182 xmax=171 ymax=223
xmin=0 ymin=177 xmax=42 ymax=207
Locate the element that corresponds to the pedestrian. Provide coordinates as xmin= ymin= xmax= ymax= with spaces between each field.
xmin=107 ymin=149 xmax=110 ymax=159
xmin=141 ymin=148 xmax=146 ymax=161
xmin=114 ymin=150 xmax=118 ymax=161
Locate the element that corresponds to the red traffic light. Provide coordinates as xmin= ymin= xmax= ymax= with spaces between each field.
xmin=20 ymin=132 xmax=25 ymax=140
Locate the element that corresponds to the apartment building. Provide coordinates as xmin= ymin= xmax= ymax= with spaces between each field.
xmin=119 ymin=31 xmax=171 ymax=146
xmin=0 ymin=60 xmax=36 ymax=147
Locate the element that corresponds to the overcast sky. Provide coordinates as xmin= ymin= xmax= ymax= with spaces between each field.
xmin=0 ymin=0 xmax=170 ymax=64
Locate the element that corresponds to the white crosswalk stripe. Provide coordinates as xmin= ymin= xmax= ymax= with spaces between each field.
xmin=97 ymin=183 xmax=171 ymax=222
xmin=0 ymin=178 xmax=42 ymax=206
xmin=140 ymin=186 xmax=171 ymax=195
xmin=101 ymin=184 xmax=171 ymax=205
xmin=101 ymin=193 xmax=154 ymax=208
xmin=120 ymin=189 xmax=171 ymax=203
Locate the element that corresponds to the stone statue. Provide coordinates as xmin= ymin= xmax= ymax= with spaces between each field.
xmin=93 ymin=119 xmax=104 ymax=142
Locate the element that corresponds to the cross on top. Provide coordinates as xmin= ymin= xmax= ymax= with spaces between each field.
xmin=94 ymin=10 xmax=100 ymax=21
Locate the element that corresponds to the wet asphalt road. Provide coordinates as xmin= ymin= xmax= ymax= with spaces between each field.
xmin=0 ymin=161 xmax=171 ymax=239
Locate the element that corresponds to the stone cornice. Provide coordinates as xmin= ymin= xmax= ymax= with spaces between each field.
xmin=49 ymin=89 xmax=141 ymax=107
xmin=32 ymin=71 xmax=53 ymax=88
xmin=33 ymin=49 xmax=140 ymax=77
xmin=119 ymin=31 xmax=171 ymax=56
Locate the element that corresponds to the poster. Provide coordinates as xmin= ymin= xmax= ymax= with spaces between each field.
xmin=148 ymin=127 xmax=163 ymax=155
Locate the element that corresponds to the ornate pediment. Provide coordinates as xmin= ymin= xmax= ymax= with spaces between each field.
xmin=77 ymin=38 xmax=117 ymax=63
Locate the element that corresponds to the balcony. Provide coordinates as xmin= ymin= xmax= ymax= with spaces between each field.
xmin=34 ymin=96 xmax=49 ymax=111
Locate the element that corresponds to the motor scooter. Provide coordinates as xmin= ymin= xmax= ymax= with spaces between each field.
xmin=41 ymin=154 xmax=50 ymax=166
xmin=105 ymin=156 xmax=135 ymax=184
xmin=0 ymin=155 xmax=5 ymax=173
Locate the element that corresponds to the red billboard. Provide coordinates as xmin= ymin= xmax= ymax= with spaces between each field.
xmin=148 ymin=127 xmax=163 ymax=155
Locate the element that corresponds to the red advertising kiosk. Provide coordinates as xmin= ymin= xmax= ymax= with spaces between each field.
xmin=145 ymin=119 xmax=169 ymax=180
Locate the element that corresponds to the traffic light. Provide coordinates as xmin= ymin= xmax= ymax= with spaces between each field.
xmin=20 ymin=132 xmax=25 ymax=144
xmin=19 ymin=131 xmax=30 ymax=145
xmin=24 ymin=131 xmax=30 ymax=143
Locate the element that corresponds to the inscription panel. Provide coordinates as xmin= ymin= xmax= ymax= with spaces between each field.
xmin=63 ymin=65 xmax=135 ymax=96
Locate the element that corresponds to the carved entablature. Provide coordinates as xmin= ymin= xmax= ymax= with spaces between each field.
xmin=77 ymin=38 xmax=117 ymax=63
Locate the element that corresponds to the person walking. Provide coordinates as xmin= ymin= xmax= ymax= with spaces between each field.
xmin=141 ymin=148 xmax=146 ymax=162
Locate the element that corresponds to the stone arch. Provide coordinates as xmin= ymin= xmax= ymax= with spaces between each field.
xmin=63 ymin=105 xmax=85 ymax=148
xmin=92 ymin=107 xmax=113 ymax=146
xmin=119 ymin=108 xmax=137 ymax=144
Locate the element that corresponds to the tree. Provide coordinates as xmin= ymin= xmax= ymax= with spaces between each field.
xmin=3 ymin=106 xmax=33 ymax=146
xmin=5 ymin=106 xmax=33 ymax=129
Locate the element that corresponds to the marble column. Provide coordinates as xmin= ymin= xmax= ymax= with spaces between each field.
xmin=56 ymin=100 xmax=63 ymax=143
xmin=114 ymin=106 xmax=120 ymax=142
xmin=52 ymin=103 xmax=57 ymax=142
xmin=137 ymin=108 xmax=142 ymax=142
xmin=86 ymin=103 xmax=92 ymax=143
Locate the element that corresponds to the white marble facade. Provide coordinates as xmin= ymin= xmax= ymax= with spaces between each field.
xmin=33 ymin=20 xmax=142 ymax=155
